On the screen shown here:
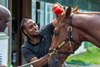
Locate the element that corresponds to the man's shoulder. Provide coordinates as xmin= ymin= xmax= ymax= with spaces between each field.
xmin=40 ymin=23 xmax=54 ymax=33
xmin=21 ymin=40 xmax=30 ymax=48
xmin=41 ymin=23 xmax=52 ymax=30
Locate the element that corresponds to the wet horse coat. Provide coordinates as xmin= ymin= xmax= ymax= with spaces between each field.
xmin=49 ymin=6 xmax=100 ymax=67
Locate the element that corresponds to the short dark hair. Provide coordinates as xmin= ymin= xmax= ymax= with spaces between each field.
xmin=20 ymin=18 xmax=29 ymax=37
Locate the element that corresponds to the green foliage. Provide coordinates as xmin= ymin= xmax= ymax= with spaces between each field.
xmin=7 ymin=64 xmax=13 ymax=67
xmin=67 ymin=45 xmax=100 ymax=65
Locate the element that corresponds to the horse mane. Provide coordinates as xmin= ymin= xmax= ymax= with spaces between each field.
xmin=73 ymin=6 xmax=100 ymax=14
xmin=75 ymin=12 xmax=100 ymax=14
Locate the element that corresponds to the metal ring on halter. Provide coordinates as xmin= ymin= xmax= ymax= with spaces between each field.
xmin=67 ymin=26 xmax=72 ymax=32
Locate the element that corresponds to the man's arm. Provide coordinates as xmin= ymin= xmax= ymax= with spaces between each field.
xmin=51 ymin=12 xmax=64 ymax=27
xmin=51 ymin=18 xmax=57 ymax=27
xmin=19 ymin=51 xmax=55 ymax=67
xmin=21 ymin=48 xmax=49 ymax=67
xmin=30 ymin=54 xmax=50 ymax=67
xmin=19 ymin=54 xmax=50 ymax=67
xmin=51 ymin=3 xmax=64 ymax=27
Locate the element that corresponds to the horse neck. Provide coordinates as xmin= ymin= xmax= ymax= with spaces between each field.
xmin=72 ymin=14 xmax=100 ymax=48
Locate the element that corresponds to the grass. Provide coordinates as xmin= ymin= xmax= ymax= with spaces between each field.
xmin=66 ymin=45 xmax=100 ymax=65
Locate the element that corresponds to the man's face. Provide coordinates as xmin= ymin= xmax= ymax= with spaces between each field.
xmin=0 ymin=5 xmax=11 ymax=32
xmin=24 ymin=19 xmax=39 ymax=36
xmin=0 ymin=17 xmax=10 ymax=32
xmin=0 ymin=12 xmax=11 ymax=32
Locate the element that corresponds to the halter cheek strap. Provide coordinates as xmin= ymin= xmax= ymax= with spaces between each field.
xmin=56 ymin=16 xmax=74 ymax=54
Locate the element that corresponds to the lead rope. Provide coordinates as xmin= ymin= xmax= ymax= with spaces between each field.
xmin=68 ymin=40 xmax=73 ymax=52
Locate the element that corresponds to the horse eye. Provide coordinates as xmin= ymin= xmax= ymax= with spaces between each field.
xmin=53 ymin=29 xmax=59 ymax=35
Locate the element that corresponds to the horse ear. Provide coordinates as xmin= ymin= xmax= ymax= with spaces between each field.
xmin=65 ymin=5 xmax=71 ymax=18
xmin=73 ymin=6 xmax=78 ymax=12
xmin=73 ymin=6 xmax=79 ymax=13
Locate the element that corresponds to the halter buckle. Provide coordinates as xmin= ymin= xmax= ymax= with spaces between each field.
xmin=67 ymin=26 xmax=72 ymax=32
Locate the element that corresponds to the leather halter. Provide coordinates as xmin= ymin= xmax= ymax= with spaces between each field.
xmin=49 ymin=15 xmax=75 ymax=55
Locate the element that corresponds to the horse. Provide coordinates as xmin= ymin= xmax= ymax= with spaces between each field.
xmin=48 ymin=6 xmax=100 ymax=67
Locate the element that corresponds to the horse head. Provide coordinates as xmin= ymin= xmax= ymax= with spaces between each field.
xmin=49 ymin=6 xmax=82 ymax=54
xmin=48 ymin=6 xmax=84 ymax=67
xmin=49 ymin=3 xmax=100 ymax=57
xmin=49 ymin=5 xmax=100 ymax=66
xmin=49 ymin=6 xmax=86 ymax=61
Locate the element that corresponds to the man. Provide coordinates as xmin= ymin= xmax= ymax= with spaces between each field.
xmin=0 ymin=5 xmax=11 ymax=67
xmin=20 ymin=18 xmax=56 ymax=67
xmin=0 ymin=5 xmax=11 ymax=32
xmin=20 ymin=3 xmax=64 ymax=67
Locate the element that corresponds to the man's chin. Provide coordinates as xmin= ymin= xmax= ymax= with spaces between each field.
xmin=32 ymin=32 xmax=40 ymax=37
xmin=32 ymin=35 xmax=39 ymax=38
